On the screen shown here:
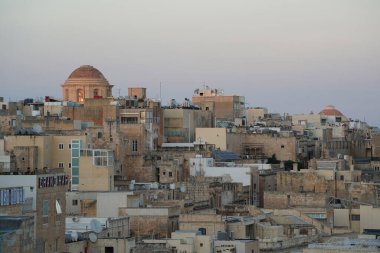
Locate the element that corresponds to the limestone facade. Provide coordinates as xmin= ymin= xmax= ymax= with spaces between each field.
xmin=61 ymin=65 xmax=113 ymax=103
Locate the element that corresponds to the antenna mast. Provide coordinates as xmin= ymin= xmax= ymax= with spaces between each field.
xmin=160 ymin=82 xmax=162 ymax=102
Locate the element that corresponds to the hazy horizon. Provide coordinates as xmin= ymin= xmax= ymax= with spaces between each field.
xmin=1 ymin=0 xmax=379 ymax=126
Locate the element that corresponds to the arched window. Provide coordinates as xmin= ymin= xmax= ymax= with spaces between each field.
xmin=93 ymin=89 xmax=99 ymax=97
xmin=77 ymin=89 xmax=84 ymax=102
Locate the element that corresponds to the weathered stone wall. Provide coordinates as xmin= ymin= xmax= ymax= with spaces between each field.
xmin=264 ymin=192 xmax=327 ymax=209
xmin=128 ymin=215 xmax=177 ymax=239
xmin=255 ymin=223 xmax=284 ymax=241
xmin=179 ymin=214 xmax=226 ymax=236
xmin=0 ymin=203 xmax=23 ymax=215
xmin=13 ymin=146 xmax=38 ymax=172
xmin=0 ymin=115 xmax=17 ymax=135
xmin=62 ymin=106 xmax=104 ymax=126
xmin=20 ymin=118 xmax=77 ymax=131
xmin=276 ymin=172 xmax=329 ymax=193
xmin=373 ymin=132 xmax=380 ymax=157
xmin=227 ymin=133 xmax=297 ymax=161
xmin=0 ymin=216 xmax=34 ymax=253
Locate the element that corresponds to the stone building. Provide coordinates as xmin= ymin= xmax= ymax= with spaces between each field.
xmin=264 ymin=166 xmax=377 ymax=209
xmin=196 ymin=128 xmax=297 ymax=161
xmin=304 ymin=238 xmax=380 ymax=253
xmin=62 ymin=65 xmax=113 ymax=103
xmin=163 ymin=107 xmax=214 ymax=143
xmin=292 ymin=105 xmax=349 ymax=131
xmin=179 ymin=213 xmax=226 ymax=237
xmin=78 ymin=148 xmax=115 ymax=191
xmin=192 ymin=86 xmax=245 ymax=122
xmin=246 ymin=107 xmax=268 ymax=125
xmin=0 ymin=216 xmax=35 ymax=253
xmin=4 ymin=134 xmax=88 ymax=190
xmin=65 ymin=217 xmax=135 ymax=253
xmin=292 ymin=105 xmax=372 ymax=161
xmin=119 ymin=206 xmax=180 ymax=239
xmin=60 ymin=89 xmax=163 ymax=183
xmin=0 ymin=172 xmax=68 ymax=253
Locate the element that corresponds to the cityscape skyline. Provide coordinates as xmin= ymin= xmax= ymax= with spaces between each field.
xmin=1 ymin=0 xmax=379 ymax=126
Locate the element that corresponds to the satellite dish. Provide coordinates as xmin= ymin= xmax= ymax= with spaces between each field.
xmin=32 ymin=124 xmax=43 ymax=133
xmin=90 ymin=219 xmax=103 ymax=233
xmin=89 ymin=232 xmax=98 ymax=243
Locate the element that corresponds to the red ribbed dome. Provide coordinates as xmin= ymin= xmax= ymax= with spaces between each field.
xmin=319 ymin=105 xmax=343 ymax=116
xmin=68 ymin=65 xmax=106 ymax=79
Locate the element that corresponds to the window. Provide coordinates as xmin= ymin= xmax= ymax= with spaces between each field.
xmin=68 ymin=163 xmax=71 ymax=168
xmin=351 ymin=214 xmax=360 ymax=221
xmin=169 ymin=172 xmax=173 ymax=177
xmin=300 ymin=228 xmax=308 ymax=235
xmin=58 ymin=143 xmax=64 ymax=150
xmin=340 ymin=175 xmax=344 ymax=181
xmin=121 ymin=117 xmax=138 ymax=124
xmin=281 ymin=145 xmax=285 ymax=148
xmin=93 ymin=150 xmax=113 ymax=167
xmin=163 ymin=171 xmax=166 ymax=176
xmin=56 ymin=200 xmax=62 ymax=224
xmin=98 ymin=132 xmax=103 ymax=139
xmin=43 ymin=200 xmax=49 ymax=224
xmin=72 ymin=199 xmax=78 ymax=206
xmin=132 ymin=140 xmax=138 ymax=152
xmin=105 ymin=246 xmax=114 ymax=253
xmin=58 ymin=162 xmax=64 ymax=168
xmin=77 ymin=89 xmax=84 ymax=102
xmin=68 ymin=144 xmax=71 ymax=149
xmin=200 ymin=243 xmax=203 ymax=247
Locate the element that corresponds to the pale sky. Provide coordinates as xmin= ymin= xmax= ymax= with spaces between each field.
xmin=1 ymin=0 xmax=379 ymax=126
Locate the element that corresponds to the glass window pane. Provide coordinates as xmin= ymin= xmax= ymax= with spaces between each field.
xmin=72 ymin=149 xmax=79 ymax=157
xmin=72 ymin=167 xmax=79 ymax=175
xmin=72 ymin=177 xmax=79 ymax=184
xmin=43 ymin=200 xmax=49 ymax=216
xmin=72 ymin=158 xmax=79 ymax=167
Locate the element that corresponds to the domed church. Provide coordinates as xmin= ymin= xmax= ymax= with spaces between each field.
xmin=61 ymin=65 xmax=113 ymax=103
xmin=319 ymin=105 xmax=348 ymax=123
